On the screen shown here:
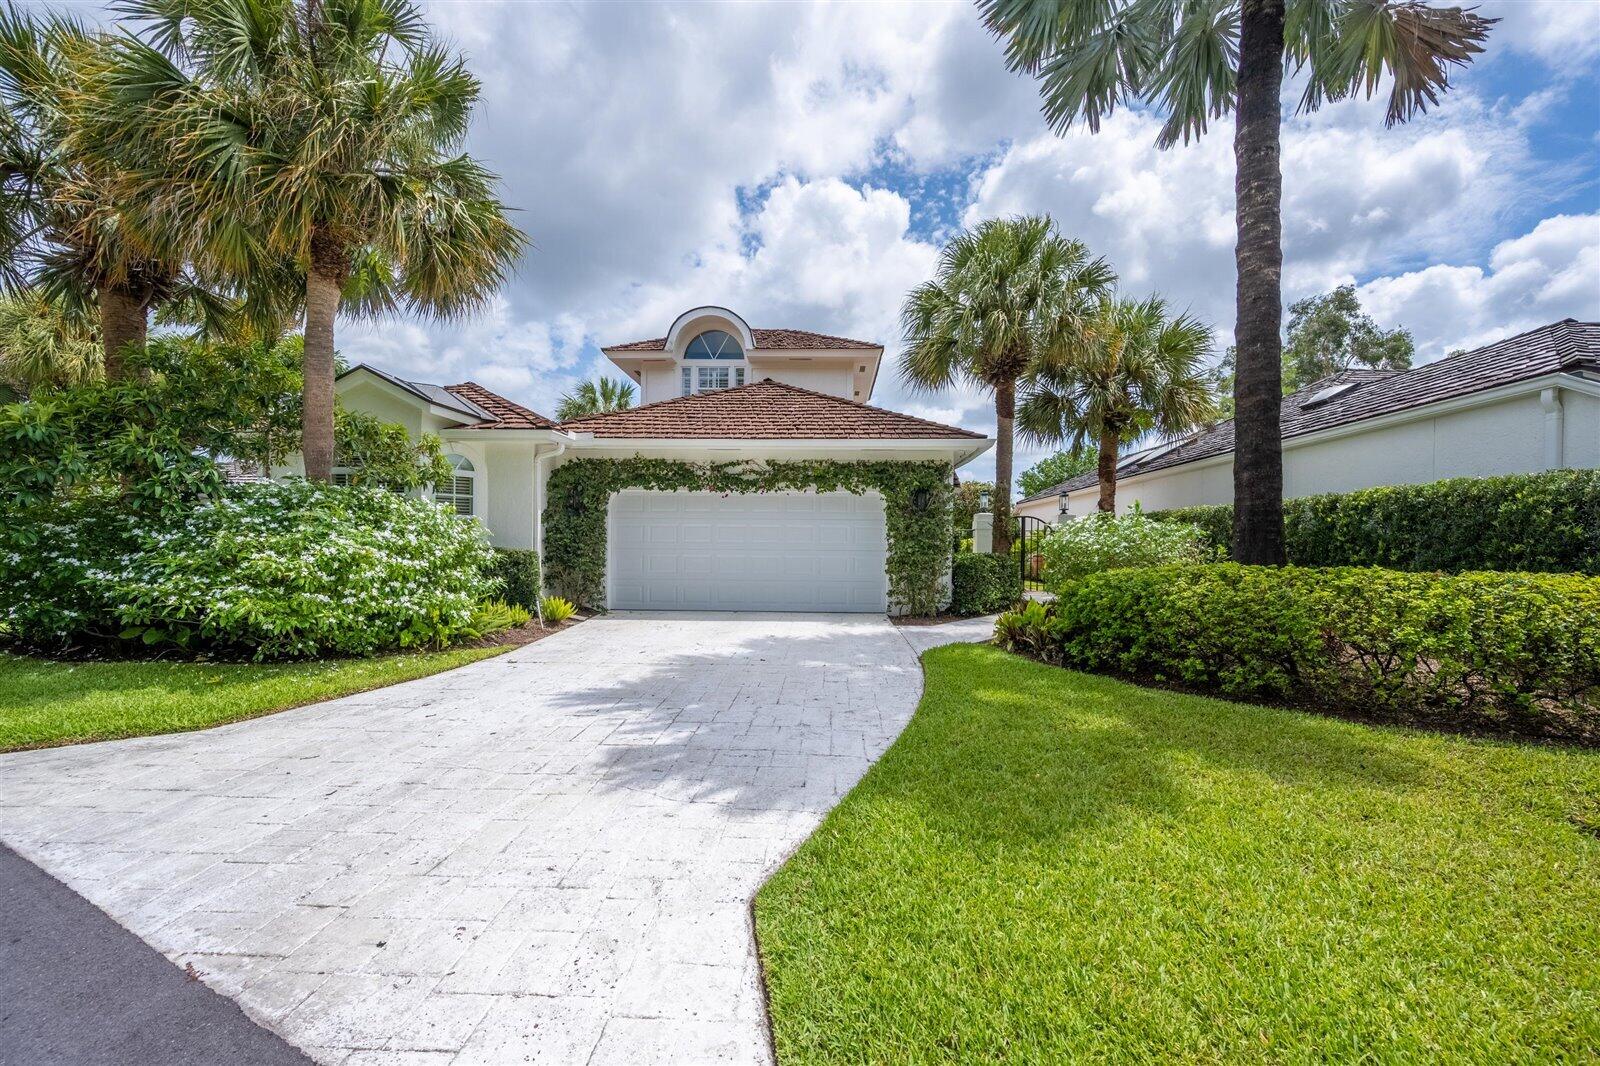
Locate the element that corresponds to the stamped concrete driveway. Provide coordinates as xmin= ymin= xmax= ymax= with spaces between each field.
xmin=0 ymin=613 xmax=990 ymax=1065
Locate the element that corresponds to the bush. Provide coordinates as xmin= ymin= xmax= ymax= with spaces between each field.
xmin=486 ymin=548 xmax=542 ymax=610
xmin=0 ymin=481 xmax=496 ymax=659
xmin=539 ymin=595 xmax=576 ymax=623
xmin=464 ymin=600 xmax=531 ymax=639
xmin=950 ymin=553 xmax=1023 ymax=615
xmin=1038 ymin=510 xmax=1213 ymax=590
xmin=1151 ymin=470 xmax=1600 ymax=573
xmin=995 ymin=564 xmax=1600 ymax=742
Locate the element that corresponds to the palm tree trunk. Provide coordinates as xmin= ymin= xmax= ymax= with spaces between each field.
xmin=99 ymin=284 xmax=147 ymax=382
xmin=993 ymin=377 xmax=1015 ymax=554
xmin=302 ymin=253 xmax=342 ymax=483
xmin=1231 ymin=0 xmax=1287 ymax=565
xmin=1096 ymin=427 xmax=1119 ymax=512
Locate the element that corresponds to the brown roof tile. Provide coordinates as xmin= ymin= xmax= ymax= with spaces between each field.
xmin=558 ymin=379 xmax=983 ymax=440
xmin=442 ymin=381 xmax=556 ymax=430
xmin=607 ymin=328 xmax=880 ymax=352
xmin=1020 ymin=319 xmax=1600 ymax=502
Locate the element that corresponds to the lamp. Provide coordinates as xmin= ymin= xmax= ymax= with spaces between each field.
xmin=911 ymin=487 xmax=931 ymax=512
xmin=1058 ymin=491 xmax=1070 ymax=517
xmin=978 ymin=488 xmax=991 ymax=511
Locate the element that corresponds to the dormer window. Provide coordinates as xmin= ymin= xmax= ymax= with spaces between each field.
xmin=681 ymin=329 xmax=746 ymax=394
xmin=684 ymin=330 xmax=744 ymax=360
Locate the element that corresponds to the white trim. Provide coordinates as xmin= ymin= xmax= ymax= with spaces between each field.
xmin=664 ymin=306 xmax=756 ymax=353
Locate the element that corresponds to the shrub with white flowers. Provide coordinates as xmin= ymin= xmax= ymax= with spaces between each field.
xmin=1 ymin=481 xmax=495 ymax=658
xmin=1039 ymin=507 xmax=1215 ymax=591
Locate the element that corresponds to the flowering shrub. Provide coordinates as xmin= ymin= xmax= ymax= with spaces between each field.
xmin=1 ymin=482 xmax=495 ymax=658
xmin=1038 ymin=509 xmax=1213 ymax=589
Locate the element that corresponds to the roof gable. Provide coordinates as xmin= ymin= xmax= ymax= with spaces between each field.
xmin=558 ymin=378 xmax=983 ymax=440
xmin=1020 ymin=319 xmax=1600 ymax=502
xmin=337 ymin=364 xmax=555 ymax=430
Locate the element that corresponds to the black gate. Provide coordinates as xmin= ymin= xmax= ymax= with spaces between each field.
xmin=1014 ymin=514 xmax=1048 ymax=592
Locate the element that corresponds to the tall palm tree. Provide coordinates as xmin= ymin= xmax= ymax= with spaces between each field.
xmin=0 ymin=6 xmax=194 ymax=378
xmin=556 ymin=376 xmax=635 ymax=422
xmin=981 ymin=0 xmax=1494 ymax=562
xmin=901 ymin=215 xmax=1114 ymax=552
xmin=96 ymin=0 xmax=526 ymax=481
xmin=1020 ymin=296 xmax=1215 ymax=513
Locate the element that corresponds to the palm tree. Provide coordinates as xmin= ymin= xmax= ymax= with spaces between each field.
xmin=0 ymin=6 xmax=193 ymax=379
xmin=901 ymin=215 xmax=1114 ymax=552
xmin=981 ymin=0 xmax=1494 ymax=562
xmin=97 ymin=0 xmax=526 ymax=481
xmin=0 ymin=290 xmax=100 ymax=395
xmin=1020 ymin=296 xmax=1215 ymax=513
xmin=557 ymin=376 xmax=636 ymax=421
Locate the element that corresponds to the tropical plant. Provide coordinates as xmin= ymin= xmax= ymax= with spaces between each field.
xmin=0 ymin=290 xmax=100 ymax=395
xmin=901 ymin=215 xmax=1114 ymax=551
xmin=98 ymin=0 xmax=526 ymax=481
xmin=1020 ymin=296 xmax=1215 ymax=512
xmin=982 ymin=0 xmax=1495 ymax=562
xmin=557 ymin=376 xmax=635 ymax=421
xmin=0 ymin=6 xmax=214 ymax=378
xmin=1017 ymin=448 xmax=1093 ymax=498
xmin=539 ymin=595 xmax=576 ymax=624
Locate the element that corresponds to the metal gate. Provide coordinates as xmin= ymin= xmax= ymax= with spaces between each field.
xmin=1014 ymin=514 xmax=1048 ymax=592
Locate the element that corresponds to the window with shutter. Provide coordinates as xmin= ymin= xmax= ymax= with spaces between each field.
xmin=436 ymin=455 xmax=476 ymax=516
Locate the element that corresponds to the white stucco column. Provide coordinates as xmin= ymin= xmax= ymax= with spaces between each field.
xmin=972 ymin=511 xmax=994 ymax=554
xmin=1541 ymin=387 xmax=1565 ymax=469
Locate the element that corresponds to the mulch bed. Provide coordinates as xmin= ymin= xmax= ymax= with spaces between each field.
xmin=891 ymin=614 xmax=980 ymax=627
xmin=463 ymin=616 xmax=587 ymax=649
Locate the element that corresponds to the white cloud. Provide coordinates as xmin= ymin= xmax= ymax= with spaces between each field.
xmin=1357 ymin=213 xmax=1600 ymax=358
xmin=1479 ymin=0 xmax=1600 ymax=74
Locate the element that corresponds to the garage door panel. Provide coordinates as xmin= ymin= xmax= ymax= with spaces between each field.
xmin=608 ymin=490 xmax=887 ymax=612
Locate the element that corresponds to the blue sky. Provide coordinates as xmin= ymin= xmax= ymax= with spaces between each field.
xmin=68 ymin=0 xmax=1600 ymax=481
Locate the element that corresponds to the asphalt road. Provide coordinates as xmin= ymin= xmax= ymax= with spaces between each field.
xmin=0 ymin=844 xmax=311 ymax=1066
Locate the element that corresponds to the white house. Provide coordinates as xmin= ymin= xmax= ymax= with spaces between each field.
xmin=1016 ymin=319 xmax=1600 ymax=523
xmin=331 ymin=306 xmax=991 ymax=612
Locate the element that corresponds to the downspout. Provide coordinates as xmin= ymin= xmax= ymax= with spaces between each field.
xmin=1541 ymin=387 xmax=1565 ymax=470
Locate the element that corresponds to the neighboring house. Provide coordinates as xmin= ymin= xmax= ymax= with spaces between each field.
xmin=1016 ymin=319 xmax=1600 ymax=522
xmin=326 ymin=306 xmax=991 ymax=612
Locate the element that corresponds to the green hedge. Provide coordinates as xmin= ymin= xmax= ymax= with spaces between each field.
xmin=950 ymin=554 xmax=1022 ymax=615
xmin=487 ymin=548 xmax=541 ymax=610
xmin=995 ymin=564 xmax=1600 ymax=743
xmin=1151 ymin=470 xmax=1600 ymax=573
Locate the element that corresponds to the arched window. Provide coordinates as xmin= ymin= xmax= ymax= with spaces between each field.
xmin=436 ymin=454 xmax=475 ymax=516
xmin=683 ymin=329 xmax=743 ymax=360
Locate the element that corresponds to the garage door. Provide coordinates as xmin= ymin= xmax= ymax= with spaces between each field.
xmin=608 ymin=490 xmax=887 ymax=612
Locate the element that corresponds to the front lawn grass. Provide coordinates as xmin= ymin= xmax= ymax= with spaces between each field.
xmin=756 ymin=643 xmax=1600 ymax=1063
xmin=0 ymin=646 xmax=508 ymax=752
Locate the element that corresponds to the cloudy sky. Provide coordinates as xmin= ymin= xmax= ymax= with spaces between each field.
xmin=140 ymin=0 xmax=1600 ymax=479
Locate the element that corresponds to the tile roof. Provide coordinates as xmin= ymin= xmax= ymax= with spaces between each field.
xmin=606 ymin=328 xmax=880 ymax=352
xmin=558 ymin=378 xmax=985 ymax=440
xmin=443 ymin=381 xmax=556 ymax=430
xmin=1020 ymin=319 xmax=1600 ymax=502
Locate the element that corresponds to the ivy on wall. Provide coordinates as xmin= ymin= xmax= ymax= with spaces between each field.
xmin=542 ymin=457 xmax=955 ymax=615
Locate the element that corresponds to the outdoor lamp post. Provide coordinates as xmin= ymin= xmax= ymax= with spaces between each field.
xmin=1058 ymin=491 xmax=1070 ymax=518
xmin=978 ymin=489 xmax=991 ymax=511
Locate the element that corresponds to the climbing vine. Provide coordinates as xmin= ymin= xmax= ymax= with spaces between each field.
xmin=542 ymin=457 xmax=954 ymax=615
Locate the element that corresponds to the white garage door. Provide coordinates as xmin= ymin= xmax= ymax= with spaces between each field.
xmin=608 ymin=490 xmax=888 ymax=612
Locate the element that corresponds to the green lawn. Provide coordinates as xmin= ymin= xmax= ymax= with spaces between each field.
xmin=0 ymin=646 xmax=508 ymax=752
xmin=756 ymin=643 xmax=1600 ymax=1064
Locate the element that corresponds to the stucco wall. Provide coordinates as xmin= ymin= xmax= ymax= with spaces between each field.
xmin=1028 ymin=385 xmax=1596 ymax=520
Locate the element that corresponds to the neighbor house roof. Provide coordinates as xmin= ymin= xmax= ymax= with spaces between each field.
xmin=338 ymin=364 xmax=555 ymax=430
xmin=1019 ymin=318 xmax=1600 ymax=503
xmin=606 ymin=328 xmax=880 ymax=352
xmin=558 ymin=378 xmax=984 ymax=440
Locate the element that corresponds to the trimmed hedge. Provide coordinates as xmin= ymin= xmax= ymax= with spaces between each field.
xmin=487 ymin=548 xmax=542 ymax=610
xmin=1151 ymin=470 xmax=1600 ymax=573
xmin=950 ymin=553 xmax=1022 ymax=615
xmin=995 ymin=564 xmax=1600 ymax=743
